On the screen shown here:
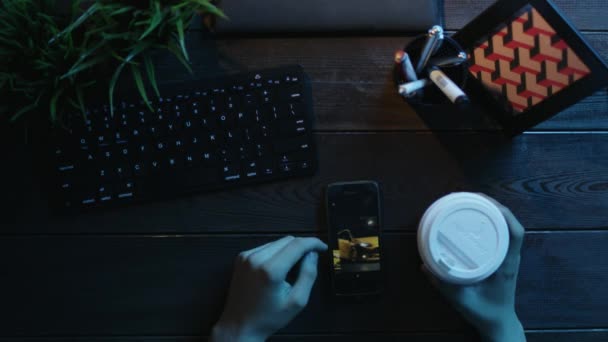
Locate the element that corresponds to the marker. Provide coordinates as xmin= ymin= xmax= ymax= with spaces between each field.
xmin=401 ymin=53 xmax=418 ymax=82
xmin=429 ymin=52 xmax=468 ymax=68
xmin=432 ymin=27 xmax=445 ymax=54
xmin=416 ymin=25 xmax=444 ymax=74
xmin=394 ymin=51 xmax=418 ymax=82
xmin=427 ymin=67 xmax=469 ymax=104
xmin=398 ymin=79 xmax=431 ymax=97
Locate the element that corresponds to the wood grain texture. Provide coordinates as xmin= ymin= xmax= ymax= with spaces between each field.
xmin=0 ymin=232 xmax=606 ymax=337
xmin=190 ymin=0 xmax=608 ymax=32
xmin=2 ymin=331 xmax=608 ymax=341
xmin=153 ymin=32 xmax=608 ymax=131
xmin=444 ymin=0 xmax=608 ymax=31
xmin=4 ymin=133 xmax=608 ymax=234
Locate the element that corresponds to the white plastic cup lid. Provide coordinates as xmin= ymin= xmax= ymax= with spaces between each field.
xmin=418 ymin=192 xmax=509 ymax=285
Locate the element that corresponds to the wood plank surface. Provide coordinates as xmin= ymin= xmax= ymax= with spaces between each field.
xmin=154 ymin=32 xmax=608 ymax=132
xmin=0 ymin=232 xmax=606 ymax=337
xmin=4 ymin=133 xmax=608 ymax=234
xmin=2 ymin=331 xmax=608 ymax=341
xmin=444 ymin=0 xmax=608 ymax=31
xmin=190 ymin=0 xmax=608 ymax=32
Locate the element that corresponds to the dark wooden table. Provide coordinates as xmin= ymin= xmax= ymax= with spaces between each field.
xmin=2 ymin=0 xmax=608 ymax=341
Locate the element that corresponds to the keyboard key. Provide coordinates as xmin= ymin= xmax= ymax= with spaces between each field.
xmin=277 ymin=119 xmax=307 ymax=136
xmin=184 ymin=154 xmax=199 ymax=167
xmin=98 ymin=184 xmax=114 ymax=203
xmin=244 ymin=161 xmax=258 ymax=178
xmin=261 ymin=105 xmax=277 ymax=122
xmin=236 ymin=111 xmax=251 ymax=127
xmin=116 ymin=181 xmax=135 ymax=200
xmin=259 ymin=159 xmax=275 ymax=176
xmin=274 ymin=136 xmax=311 ymax=154
xmin=133 ymin=162 xmax=147 ymax=177
xmin=300 ymin=161 xmax=311 ymax=170
xmin=207 ymin=132 xmax=225 ymax=145
xmin=167 ymin=156 xmax=183 ymax=169
xmin=277 ymin=151 xmax=310 ymax=164
xmin=149 ymin=159 xmax=164 ymax=174
xmin=222 ymin=163 xmax=241 ymax=181
xmin=98 ymin=167 xmax=116 ymax=181
xmin=238 ymin=145 xmax=253 ymax=160
xmin=279 ymin=162 xmax=298 ymax=173
xmin=201 ymin=151 xmax=217 ymax=165
xmin=155 ymin=140 xmax=168 ymax=152
xmin=201 ymin=117 xmax=217 ymax=131
xmin=218 ymin=113 xmax=236 ymax=128
xmin=115 ymin=163 xmax=132 ymax=179
xmin=224 ymin=130 xmax=242 ymax=144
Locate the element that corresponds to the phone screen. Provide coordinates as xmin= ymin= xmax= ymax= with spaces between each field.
xmin=327 ymin=182 xmax=382 ymax=295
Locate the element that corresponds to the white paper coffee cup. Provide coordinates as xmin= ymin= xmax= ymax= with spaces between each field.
xmin=418 ymin=192 xmax=509 ymax=284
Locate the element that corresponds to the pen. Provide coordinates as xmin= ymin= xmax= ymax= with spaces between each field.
xmin=416 ymin=25 xmax=444 ymax=74
xmin=429 ymin=52 xmax=468 ymax=68
xmin=398 ymin=79 xmax=431 ymax=97
xmin=427 ymin=66 xmax=469 ymax=104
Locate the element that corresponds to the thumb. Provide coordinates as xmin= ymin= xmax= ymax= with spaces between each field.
xmin=289 ymin=252 xmax=319 ymax=309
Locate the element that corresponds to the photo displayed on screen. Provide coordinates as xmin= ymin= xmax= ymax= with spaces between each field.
xmin=332 ymin=218 xmax=381 ymax=274
xmin=468 ymin=4 xmax=591 ymax=116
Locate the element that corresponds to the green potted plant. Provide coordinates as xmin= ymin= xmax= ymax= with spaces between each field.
xmin=0 ymin=0 xmax=225 ymax=135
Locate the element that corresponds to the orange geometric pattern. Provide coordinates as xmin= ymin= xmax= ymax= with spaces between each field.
xmin=468 ymin=5 xmax=591 ymax=113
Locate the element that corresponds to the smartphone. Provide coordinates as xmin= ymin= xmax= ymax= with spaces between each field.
xmin=326 ymin=181 xmax=383 ymax=296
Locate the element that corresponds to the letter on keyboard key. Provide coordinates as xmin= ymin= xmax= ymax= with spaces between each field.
xmin=133 ymin=163 xmax=147 ymax=177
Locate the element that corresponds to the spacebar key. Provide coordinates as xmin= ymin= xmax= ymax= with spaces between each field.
xmin=139 ymin=167 xmax=220 ymax=196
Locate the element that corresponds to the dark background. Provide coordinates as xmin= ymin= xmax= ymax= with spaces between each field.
xmin=2 ymin=0 xmax=608 ymax=340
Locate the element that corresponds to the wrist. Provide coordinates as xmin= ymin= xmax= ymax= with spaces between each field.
xmin=211 ymin=321 xmax=266 ymax=342
xmin=479 ymin=315 xmax=526 ymax=342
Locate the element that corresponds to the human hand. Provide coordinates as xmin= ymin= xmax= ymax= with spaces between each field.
xmin=422 ymin=197 xmax=526 ymax=342
xmin=211 ymin=236 xmax=328 ymax=342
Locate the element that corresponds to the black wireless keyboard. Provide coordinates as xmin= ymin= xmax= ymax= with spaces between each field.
xmin=50 ymin=65 xmax=317 ymax=210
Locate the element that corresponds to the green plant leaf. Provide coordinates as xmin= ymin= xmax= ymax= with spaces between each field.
xmin=109 ymin=62 xmax=126 ymax=117
xmin=61 ymin=53 xmax=109 ymax=79
xmin=0 ymin=35 xmax=23 ymax=49
xmin=175 ymin=15 xmax=189 ymax=62
xmin=125 ymin=41 xmax=152 ymax=63
xmin=50 ymin=3 xmax=99 ymax=44
xmin=75 ymin=85 xmax=87 ymax=120
xmin=109 ymin=5 xmax=135 ymax=16
xmin=192 ymin=0 xmax=227 ymax=19
xmin=49 ymin=88 xmax=64 ymax=123
xmin=167 ymin=39 xmax=192 ymax=73
xmin=139 ymin=1 xmax=162 ymax=40
xmin=144 ymin=54 xmax=160 ymax=98
xmin=10 ymin=101 xmax=38 ymax=123
xmin=131 ymin=64 xmax=153 ymax=112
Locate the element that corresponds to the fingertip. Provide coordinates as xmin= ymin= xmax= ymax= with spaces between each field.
xmin=306 ymin=251 xmax=319 ymax=264
xmin=307 ymin=237 xmax=329 ymax=251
